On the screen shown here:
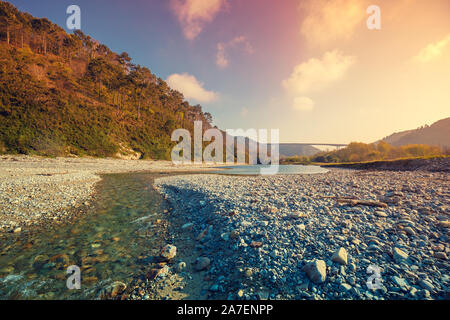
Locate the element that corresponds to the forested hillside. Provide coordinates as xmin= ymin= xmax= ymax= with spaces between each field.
xmin=381 ymin=118 xmax=450 ymax=149
xmin=0 ymin=1 xmax=214 ymax=159
xmin=309 ymin=142 xmax=447 ymax=163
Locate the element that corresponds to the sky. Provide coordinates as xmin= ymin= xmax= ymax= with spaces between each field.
xmin=7 ymin=0 xmax=450 ymax=144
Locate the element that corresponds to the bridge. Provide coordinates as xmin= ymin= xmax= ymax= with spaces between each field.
xmin=279 ymin=143 xmax=348 ymax=148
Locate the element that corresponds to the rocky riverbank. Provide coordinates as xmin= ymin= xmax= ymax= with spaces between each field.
xmin=0 ymin=155 xmax=217 ymax=234
xmin=321 ymin=156 xmax=450 ymax=172
xmin=152 ymin=169 xmax=449 ymax=300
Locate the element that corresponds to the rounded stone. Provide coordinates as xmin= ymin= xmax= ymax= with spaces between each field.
xmin=303 ymin=260 xmax=326 ymax=284
xmin=195 ymin=257 xmax=211 ymax=271
xmin=160 ymin=244 xmax=177 ymax=260
xmin=331 ymin=248 xmax=348 ymax=265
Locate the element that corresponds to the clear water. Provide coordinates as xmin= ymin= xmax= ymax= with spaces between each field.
xmin=0 ymin=166 xmax=327 ymax=300
xmin=211 ymin=164 xmax=329 ymax=175
xmin=0 ymin=172 xmax=169 ymax=300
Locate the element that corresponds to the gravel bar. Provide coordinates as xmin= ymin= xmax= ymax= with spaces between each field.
xmin=154 ymin=169 xmax=450 ymax=300
xmin=0 ymin=155 xmax=218 ymax=233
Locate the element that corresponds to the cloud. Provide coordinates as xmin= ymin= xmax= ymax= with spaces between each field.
xmin=292 ymin=96 xmax=315 ymax=111
xmin=216 ymin=36 xmax=254 ymax=68
xmin=240 ymin=107 xmax=249 ymax=117
xmin=300 ymin=0 xmax=366 ymax=46
xmin=413 ymin=34 xmax=450 ymax=63
xmin=283 ymin=50 xmax=355 ymax=112
xmin=166 ymin=73 xmax=218 ymax=102
xmin=170 ymin=0 xmax=226 ymax=40
xmin=282 ymin=50 xmax=356 ymax=95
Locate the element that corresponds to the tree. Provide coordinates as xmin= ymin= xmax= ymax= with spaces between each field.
xmin=204 ymin=112 xmax=213 ymax=125
xmin=377 ymin=141 xmax=390 ymax=153
xmin=31 ymin=18 xmax=52 ymax=54
xmin=127 ymin=65 xmax=153 ymax=118
xmin=0 ymin=12 xmax=16 ymax=45
xmin=118 ymin=52 xmax=131 ymax=71
xmin=87 ymin=57 xmax=115 ymax=99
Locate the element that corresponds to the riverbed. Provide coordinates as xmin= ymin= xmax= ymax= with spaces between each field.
xmin=153 ymin=170 xmax=449 ymax=300
xmin=0 ymin=158 xmax=448 ymax=300
xmin=0 ymin=172 xmax=175 ymax=299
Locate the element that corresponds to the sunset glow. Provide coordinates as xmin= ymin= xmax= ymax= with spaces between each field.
xmin=9 ymin=0 xmax=449 ymax=144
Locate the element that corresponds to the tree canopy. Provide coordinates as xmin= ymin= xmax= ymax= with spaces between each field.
xmin=0 ymin=1 xmax=215 ymax=159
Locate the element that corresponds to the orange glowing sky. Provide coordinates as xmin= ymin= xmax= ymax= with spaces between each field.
xmin=226 ymin=0 xmax=450 ymax=144
xmin=272 ymin=0 xmax=450 ymax=143
xmin=165 ymin=0 xmax=450 ymax=143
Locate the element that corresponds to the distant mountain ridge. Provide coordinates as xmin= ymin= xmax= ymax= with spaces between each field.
xmin=227 ymin=134 xmax=321 ymax=159
xmin=276 ymin=143 xmax=320 ymax=157
xmin=380 ymin=117 xmax=450 ymax=149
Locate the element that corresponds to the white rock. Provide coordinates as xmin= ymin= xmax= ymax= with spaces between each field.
xmin=303 ymin=260 xmax=327 ymax=284
xmin=331 ymin=247 xmax=348 ymax=265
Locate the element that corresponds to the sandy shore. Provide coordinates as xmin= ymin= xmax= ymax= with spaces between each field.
xmin=153 ymin=169 xmax=449 ymax=300
xmin=0 ymin=155 xmax=218 ymax=233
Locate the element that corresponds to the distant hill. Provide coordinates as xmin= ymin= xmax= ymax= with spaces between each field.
xmin=304 ymin=118 xmax=449 ymax=164
xmin=0 ymin=1 xmax=214 ymax=159
xmin=276 ymin=144 xmax=320 ymax=158
xmin=380 ymin=117 xmax=450 ymax=149
xmin=228 ymin=137 xmax=320 ymax=160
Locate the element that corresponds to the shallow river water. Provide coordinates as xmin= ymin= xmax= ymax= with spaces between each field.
xmin=0 ymin=172 xmax=169 ymax=299
xmin=0 ymin=165 xmax=328 ymax=299
xmin=210 ymin=164 xmax=329 ymax=175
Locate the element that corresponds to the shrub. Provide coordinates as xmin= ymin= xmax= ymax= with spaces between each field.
xmin=0 ymin=140 xmax=6 ymax=154
xmin=310 ymin=142 xmax=446 ymax=163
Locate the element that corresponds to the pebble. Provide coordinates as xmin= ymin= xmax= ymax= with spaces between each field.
xmin=403 ymin=227 xmax=416 ymax=236
xmin=209 ymin=284 xmax=219 ymax=292
xmin=393 ymin=247 xmax=409 ymax=263
xmin=250 ymin=241 xmax=263 ymax=248
xmin=160 ymin=244 xmax=177 ymax=260
xmin=153 ymin=167 xmax=449 ymax=300
xmin=419 ymin=279 xmax=435 ymax=291
xmin=433 ymin=252 xmax=448 ymax=260
xmin=340 ymin=283 xmax=352 ymax=291
xmin=331 ymin=248 xmax=348 ymax=265
xmin=375 ymin=211 xmax=388 ymax=217
xmin=176 ymin=262 xmax=186 ymax=273
xmin=111 ymin=281 xmax=127 ymax=298
xmin=229 ymin=230 xmax=240 ymax=240
xmin=392 ymin=276 xmax=409 ymax=289
xmin=181 ymin=223 xmax=194 ymax=229
xmin=303 ymin=260 xmax=327 ymax=284
xmin=195 ymin=257 xmax=211 ymax=271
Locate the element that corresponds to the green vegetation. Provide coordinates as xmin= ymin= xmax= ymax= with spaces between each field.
xmin=281 ymin=156 xmax=311 ymax=165
xmin=311 ymin=142 xmax=446 ymax=163
xmin=0 ymin=1 xmax=213 ymax=159
xmin=316 ymin=154 xmax=450 ymax=167
xmin=283 ymin=142 xmax=448 ymax=164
